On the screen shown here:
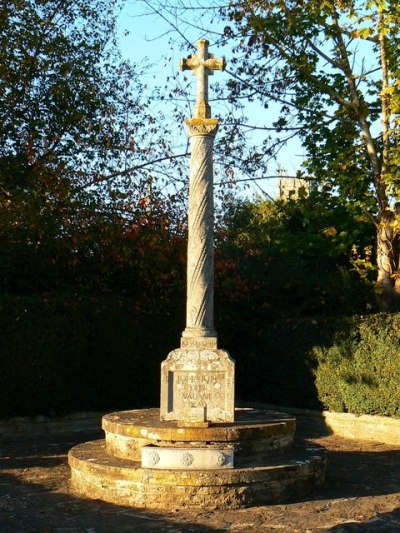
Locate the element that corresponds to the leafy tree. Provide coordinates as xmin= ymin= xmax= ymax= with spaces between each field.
xmin=215 ymin=194 xmax=374 ymax=319
xmin=0 ymin=0 xmax=186 ymax=293
xmin=140 ymin=0 xmax=400 ymax=308
xmin=226 ymin=0 xmax=400 ymax=308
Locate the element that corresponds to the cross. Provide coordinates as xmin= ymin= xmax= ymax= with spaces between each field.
xmin=180 ymin=39 xmax=225 ymax=119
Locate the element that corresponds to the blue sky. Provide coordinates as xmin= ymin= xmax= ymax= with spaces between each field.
xmin=116 ymin=2 xmax=304 ymax=199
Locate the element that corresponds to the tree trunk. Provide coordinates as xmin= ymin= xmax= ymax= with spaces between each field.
xmin=394 ymin=204 xmax=400 ymax=305
xmin=376 ymin=210 xmax=396 ymax=310
xmin=374 ymin=13 xmax=399 ymax=310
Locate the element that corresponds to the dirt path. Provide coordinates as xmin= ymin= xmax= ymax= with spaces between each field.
xmin=1 ymin=414 xmax=400 ymax=532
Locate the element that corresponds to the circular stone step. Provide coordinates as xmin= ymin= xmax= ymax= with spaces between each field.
xmin=102 ymin=408 xmax=296 ymax=465
xmin=68 ymin=439 xmax=327 ymax=510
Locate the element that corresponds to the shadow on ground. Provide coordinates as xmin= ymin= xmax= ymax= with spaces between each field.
xmin=327 ymin=507 xmax=400 ymax=532
xmin=0 ymin=471 xmax=221 ymax=532
xmin=0 ymin=432 xmax=219 ymax=533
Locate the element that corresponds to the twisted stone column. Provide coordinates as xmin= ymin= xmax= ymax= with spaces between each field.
xmin=181 ymin=119 xmax=219 ymax=349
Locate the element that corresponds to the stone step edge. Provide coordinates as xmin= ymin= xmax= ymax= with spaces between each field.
xmin=69 ymin=440 xmax=327 ymax=509
xmin=68 ymin=439 xmax=327 ymax=480
xmin=246 ymin=403 xmax=400 ymax=446
xmin=2 ymin=405 xmax=400 ymax=445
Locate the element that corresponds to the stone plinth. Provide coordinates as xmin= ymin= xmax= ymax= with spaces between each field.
xmin=69 ymin=408 xmax=327 ymax=509
xmin=160 ymin=349 xmax=234 ymax=424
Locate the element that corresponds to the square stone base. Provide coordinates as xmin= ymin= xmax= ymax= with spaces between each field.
xmin=160 ymin=347 xmax=235 ymax=424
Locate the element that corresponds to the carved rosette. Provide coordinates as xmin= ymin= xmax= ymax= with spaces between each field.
xmin=183 ymin=118 xmax=219 ymax=338
xmin=148 ymin=451 xmax=160 ymax=466
xmin=217 ymin=452 xmax=227 ymax=467
xmin=181 ymin=452 xmax=195 ymax=466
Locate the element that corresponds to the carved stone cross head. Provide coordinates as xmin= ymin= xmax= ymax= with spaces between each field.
xmin=180 ymin=39 xmax=225 ymax=119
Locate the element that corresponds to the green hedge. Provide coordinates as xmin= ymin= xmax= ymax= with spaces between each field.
xmin=223 ymin=312 xmax=400 ymax=418
xmin=313 ymin=313 xmax=400 ymax=417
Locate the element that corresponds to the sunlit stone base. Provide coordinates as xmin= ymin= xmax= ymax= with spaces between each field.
xmin=68 ymin=408 xmax=327 ymax=509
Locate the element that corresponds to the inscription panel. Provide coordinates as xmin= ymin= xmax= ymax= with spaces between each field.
xmin=174 ymin=371 xmax=225 ymax=410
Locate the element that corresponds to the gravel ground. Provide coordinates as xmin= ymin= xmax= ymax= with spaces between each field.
xmin=1 ymin=413 xmax=400 ymax=532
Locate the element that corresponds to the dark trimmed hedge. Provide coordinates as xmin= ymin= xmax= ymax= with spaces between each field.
xmin=1 ymin=293 xmax=399 ymax=419
xmin=0 ymin=294 xmax=183 ymax=417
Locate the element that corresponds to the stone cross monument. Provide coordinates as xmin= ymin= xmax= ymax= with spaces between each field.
xmin=160 ymin=39 xmax=235 ymax=426
xmin=69 ymin=40 xmax=327 ymax=508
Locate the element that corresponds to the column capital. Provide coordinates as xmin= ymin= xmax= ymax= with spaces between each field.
xmin=186 ymin=118 xmax=219 ymax=137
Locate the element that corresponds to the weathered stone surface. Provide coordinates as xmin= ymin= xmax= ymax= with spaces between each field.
xmin=182 ymin=125 xmax=217 ymax=342
xmin=160 ymin=349 xmax=235 ymax=424
xmin=321 ymin=410 xmax=400 ymax=445
xmin=103 ymin=408 xmax=295 ymax=463
xmin=141 ymin=445 xmax=234 ymax=470
xmin=179 ymin=39 xmax=225 ymax=120
xmin=257 ymin=403 xmax=400 ymax=446
xmin=68 ymin=439 xmax=327 ymax=510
